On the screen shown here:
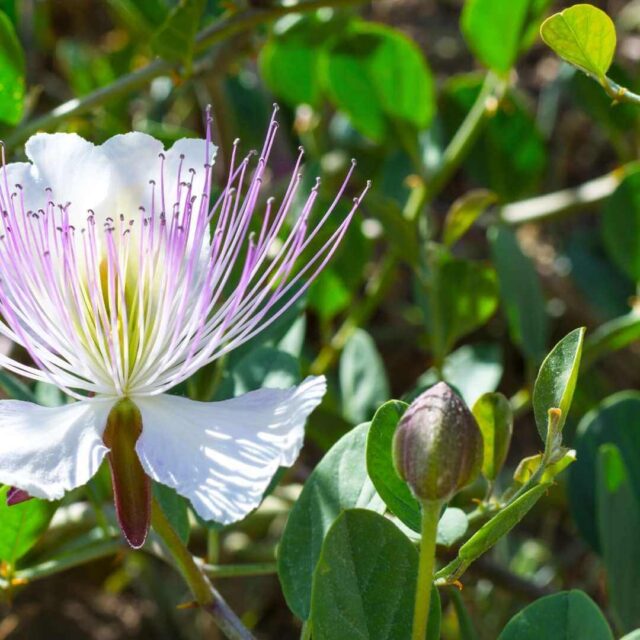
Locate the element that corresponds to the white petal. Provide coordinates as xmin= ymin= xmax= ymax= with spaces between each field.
xmin=0 ymin=398 xmax=115 ymax=500
xmin=165 ymin=138 xmax=217 ymax=209
xmin=25 ymin=133 xmax=111 ymax=222
xmin=134 ymin=376 xmax=326 ymax=524
xmin=100 ymin=132 xmax=164 ymax=219
xmin=1 ymin=161 xmax=41 ymax=213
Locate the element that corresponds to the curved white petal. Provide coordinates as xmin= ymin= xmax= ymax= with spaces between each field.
xmin=134 ymin=376 xmax=326 ymax=524
xmin=100 ymin=132 xmax=164 ymax=218
xmin=1 ymin=161 xmax=41 ymax=213
xmin=0 ymin=398 xmax=115 ymax=500
xmin=25 ymin=133 xmax=111 ymax=222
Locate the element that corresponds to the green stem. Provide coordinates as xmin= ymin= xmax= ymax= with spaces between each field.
xmin=300 ymin=620 xmax=312 ymax=640
xmin=207 ymin=529 xmax=220 ymax=565
xmin=412 ymin=500 xmax=441 ymax=640
xmin=424 ymin=73 xmax=507 ymax=202
xmin=601 ymin=76 xmax=640 ymax=106
xmin=14 ymin=539 xmax=122 ymax=582
xmin=151 ymin=499 xmax=255 ymax=640
xmin=203 ymin=562 xmax=276 ymax=579
xmin=5 ymin=0 xmax=365 ymax=150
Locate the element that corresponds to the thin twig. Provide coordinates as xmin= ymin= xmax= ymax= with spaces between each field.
xmin=500 ymin=162 xmax=639 ymax=226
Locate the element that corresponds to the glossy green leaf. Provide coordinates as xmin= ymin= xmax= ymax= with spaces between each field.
xmin=462 ymin=0 xmax=550 ymax=73
xmin=153 ymin=482 xmax=190 ymax=544
xmin=458 ymin=483 xmax=550 ymax=565
xmin=151 ymin=0 xmax=205 ymax=69
xmin=311 ymin=509 xmax=439 ymax=640
xmin=340 ymin=329 xmax=390 ymax=424
xmin=278 ymin=423 xmax=386 ymax=620
xmin=569 ymin=392 xmax=640 ymax=552
xmin=621 ymin=632 xmax=640 ymax=640
xmin=366 ymin=400 xmax=419 ymax=530
xmin=498 ymin=590 xmax=613 ymax=640
xmin=602 ymin=170 xmax=640 ymax=282
xmin=597 ymin=444 xmax=640 ymax=631
xmin=532 ymin=327 xmax=585 ymax=441
xmin=429 ymin=251 xmax=499 ymax=358
xmin=414 ymin=343 xmax=503 ymax=407
xmin=323 ymin=22 xmax=435 ymax=141
xmin=489 ymin=225 xmax=549 ymax=364
xmin=540 ymin=4 xmax=616 ymax=81
xmin=0 ymin=10 xmax=24 ymax=125
xmin=443 ymin=189 xmax=497 ymax=248
xmin=0 ymin=486 xmax=55 ymax=564
xmin=473 ymin=392 xmax=513 ymax=481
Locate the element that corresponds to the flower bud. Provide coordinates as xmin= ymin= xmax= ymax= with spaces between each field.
xmin=393 ymin=382 xmax=483 ymax=502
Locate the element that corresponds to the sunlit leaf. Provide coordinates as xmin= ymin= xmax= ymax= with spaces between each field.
xmin=443 ymin=189 xmax=497 ymax=248
xmin=0 ymin=486 xmax=55 ymax=564
xmin=462 ymin=0 xmax=551 ymax=73
xmin=473 ymin=392 xmax=513 ymax=481
xmin=541 ymin=4 xmax=616 ymax=81
xmin=532 ymin=327 xmax=585 ymax=441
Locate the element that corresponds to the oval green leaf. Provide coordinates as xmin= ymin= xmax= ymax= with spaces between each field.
xmin=462 ymin=0 xmax=550 ymax=74
xmin=311 ymin=509 xmax=440 ymax=640
xmin=366 ymin=400 xmax=420 ymax=531
xmin=472 ymin=392 xmax=513 ymax=481
xmin=340 ymin=329 xmax=390 ymax=425
xmin=540 ymin=4 xmax=616 ymax=81
xmin=322 ymin=22 xmax=435 ymax=142
xmin=532 ymin=327 xmax=585 ymax=441
xmin=498 ymin=590 xmax=613 ymax=640
xmin=278 ymin=423 xmax=386 ymax=620
xmin=0 ymin=486 xmax=55 ymax=564
xmin=259 ymin=15 xmax=331 ymax=107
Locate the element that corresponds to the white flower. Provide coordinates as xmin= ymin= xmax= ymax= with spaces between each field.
xmin=0 ymin=109 xmax=368 ymax=546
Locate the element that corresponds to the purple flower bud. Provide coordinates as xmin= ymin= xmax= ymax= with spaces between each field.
xmin=393 ymin=382 xmax=483 ymax=502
